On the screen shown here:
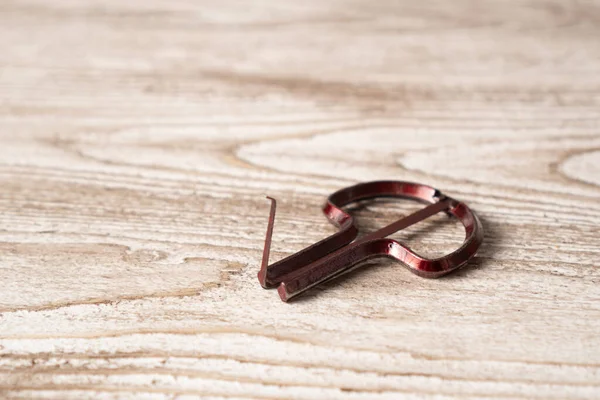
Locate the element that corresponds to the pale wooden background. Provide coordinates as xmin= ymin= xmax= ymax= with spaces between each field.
xmin=1 ymin=0 xmax=599 ymax=399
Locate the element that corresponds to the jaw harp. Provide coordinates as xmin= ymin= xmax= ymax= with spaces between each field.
xmin=258 ymin=180 xmax=483 ymax=302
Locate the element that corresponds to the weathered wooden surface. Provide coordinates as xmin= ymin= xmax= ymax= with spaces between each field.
xmin=1 ymin=0 xmax=599 ymax=398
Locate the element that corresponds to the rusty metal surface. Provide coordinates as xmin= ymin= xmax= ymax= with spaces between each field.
xmin=258 ymin=181 xmax=483 ymax=302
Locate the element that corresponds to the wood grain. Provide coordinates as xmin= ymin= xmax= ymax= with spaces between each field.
xmin=1 ymin=0 xmax=599 ymax=398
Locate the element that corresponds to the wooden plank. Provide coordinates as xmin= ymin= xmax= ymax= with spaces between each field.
xmin=0 ymin=0 xmax=599 ymax=398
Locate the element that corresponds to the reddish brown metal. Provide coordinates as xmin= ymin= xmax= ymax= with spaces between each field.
xmin=258 ymin=181 xmax=483 ymax=302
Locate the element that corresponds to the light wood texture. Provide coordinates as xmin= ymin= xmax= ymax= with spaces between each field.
xmin=1 ymin=0 xmax=600 ymax=398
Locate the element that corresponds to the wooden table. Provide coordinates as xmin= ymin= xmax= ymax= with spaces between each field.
xmin=1 ymin=0 xmax=599 ymax=398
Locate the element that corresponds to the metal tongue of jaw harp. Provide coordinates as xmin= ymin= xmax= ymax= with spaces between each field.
xmin=258 ymin=181 xmax=483 ymax=302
